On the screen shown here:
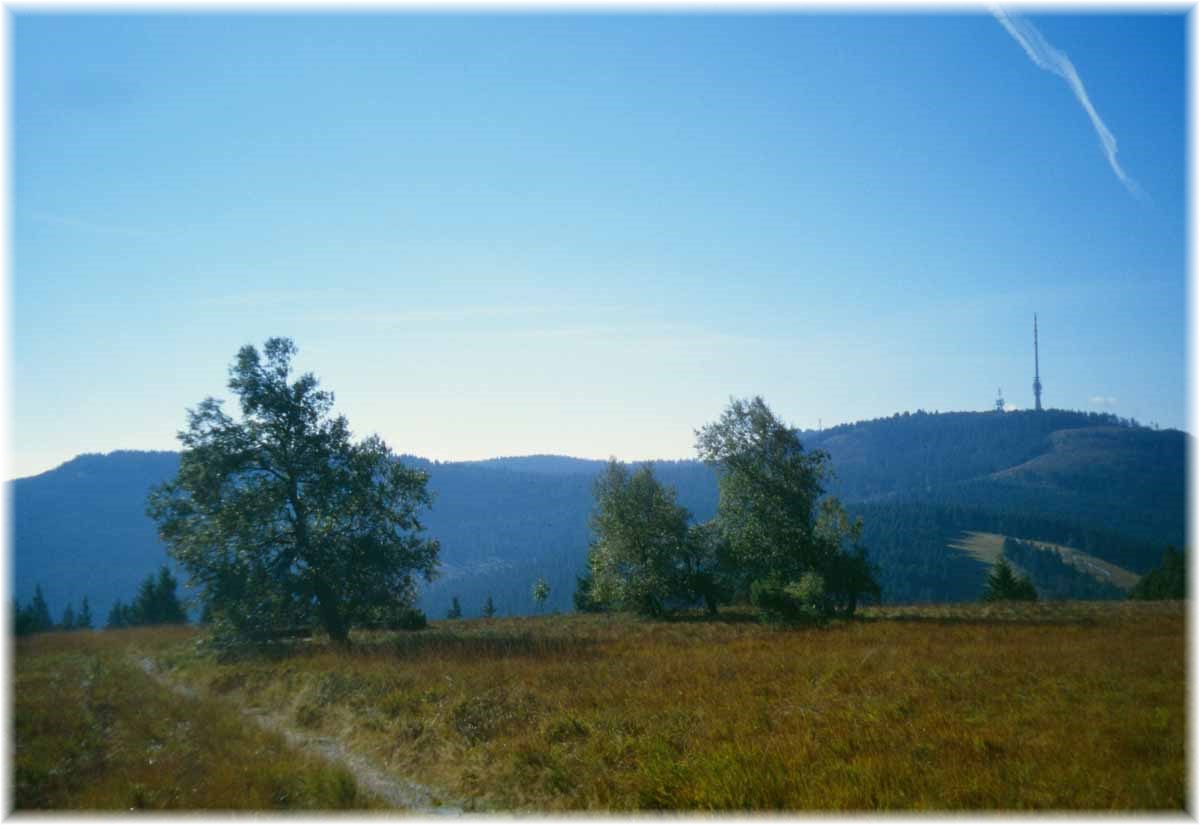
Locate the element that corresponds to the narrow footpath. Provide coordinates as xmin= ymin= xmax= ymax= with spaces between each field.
xmin=136 ymin=656 xmax=466 ymax=814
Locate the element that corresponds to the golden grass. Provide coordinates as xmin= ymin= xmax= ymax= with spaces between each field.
xmin=12 ymin=627 xmax=380 ymax=810
xmin=149 ymin=601 xmax=1185 ymax=811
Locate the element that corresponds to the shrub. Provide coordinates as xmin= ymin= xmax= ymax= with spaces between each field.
xmin=750 ymin=575 xmax=826 ymax=623
xmin=390 ymin=606 xmax=428 ymax=631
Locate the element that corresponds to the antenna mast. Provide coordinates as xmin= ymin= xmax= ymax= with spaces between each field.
xmin=1033 ymin=313 xmax=1043 ymax=412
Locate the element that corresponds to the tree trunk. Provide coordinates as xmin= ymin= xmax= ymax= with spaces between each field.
xmin=313 ymin=579 xmax=349 ymax=645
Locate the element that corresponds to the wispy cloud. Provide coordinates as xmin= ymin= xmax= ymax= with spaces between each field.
xmin=1089 ymin=395 xmax=1118 ymax=408
xmin=991 ymin=7 xmax=1143 ymax=199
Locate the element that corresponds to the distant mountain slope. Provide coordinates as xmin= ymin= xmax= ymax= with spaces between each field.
xmin=797 ymin=409 xmax=1155 ymax=501
xmin=10 ymin=409 xmax=1186 ymax=620
xmin=12 ymin=451 xmax=183 ymax=623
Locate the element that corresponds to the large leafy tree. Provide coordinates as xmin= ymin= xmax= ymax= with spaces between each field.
xmin=696 ymin=396 xmax=879 ymax=615
xmin=147 ymin=338 xmax=440 ymax=645
xmin=587 ymin=460 xmax=693 ymax=617
xmin=695 ymin=397 xmax=835 ymax=587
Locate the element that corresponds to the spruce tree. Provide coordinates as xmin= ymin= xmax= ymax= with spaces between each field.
xmin=29 ymin=586 xmax=52 ymax=633
xmin=982 ymin=558 xmax=1037 ymax=602
xmin=447 ymin=596 xmax=462 ymax=620
xmin=107 ymin=599 xmax=129 ymax=629
xmin=482 ymin=595 xmax=496 ymax=618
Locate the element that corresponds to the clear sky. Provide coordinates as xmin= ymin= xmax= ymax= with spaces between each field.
xmin=10 ymin=10 xmax=1188 ymax=479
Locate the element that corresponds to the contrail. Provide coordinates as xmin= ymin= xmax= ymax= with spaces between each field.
xmin=991 ymin=7 xmax=1143 ymax=199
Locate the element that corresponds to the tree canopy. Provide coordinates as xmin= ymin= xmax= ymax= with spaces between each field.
xmin=1130 ymin=546 xmax=1186 ymax=600
xmin=696 ymin=396 xmax=879 ymax=616
xmin=695 ymin=397 xmax=834 ymax=586
xmin=587 ymin=461 xmax=694 ymax=617
xmin=147 ymin=338 xmax=440 ymax=646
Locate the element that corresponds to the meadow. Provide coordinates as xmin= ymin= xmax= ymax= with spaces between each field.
xmin=12 ymin=627 xmax=377 ymax=810
xmin=14 ymin=601 xmax=1186 ymax=811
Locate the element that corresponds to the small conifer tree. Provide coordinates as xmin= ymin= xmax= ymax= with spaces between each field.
xmin=447 ymin=596 xmax=463 ymax=620
xmin=107 ymin=599 xmax=130 ymax=629
xmin=29 ymin=586 xmax=52 ymax=633
xmin=482 ymin=595 xmax=496 ymax=618
xmin=983 ymin=558 xmax=1038 ymax=602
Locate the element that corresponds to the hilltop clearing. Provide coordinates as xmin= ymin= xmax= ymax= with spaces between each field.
xmin=950 ymin=531 xmax=1139 ymax=590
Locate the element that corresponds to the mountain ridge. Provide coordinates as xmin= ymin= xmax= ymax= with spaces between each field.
xmin=11 ymin=408 xmax=1186 ymax=621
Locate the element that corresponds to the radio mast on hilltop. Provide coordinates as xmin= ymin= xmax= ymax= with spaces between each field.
xmin=1033 ymin=313 xmax=1043 ymax=412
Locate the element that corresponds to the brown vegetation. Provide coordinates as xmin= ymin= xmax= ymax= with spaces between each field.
xmin=12 ymin=627 xmax=378 ymax=810
xmin=140 ymin=601 xmax=1187 ymax=811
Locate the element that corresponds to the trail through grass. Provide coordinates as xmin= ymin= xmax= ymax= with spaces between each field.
xmin=147 ymin=601 xmax=1184 ymax=811
xmin=13 ymin=628 xmax=380 ymax=811
xmin=136 ymin=654 xmax=464 ymax=813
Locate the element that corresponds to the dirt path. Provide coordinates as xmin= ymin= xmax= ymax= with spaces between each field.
xmin=136 ymin=656 xmax=465 ymax=814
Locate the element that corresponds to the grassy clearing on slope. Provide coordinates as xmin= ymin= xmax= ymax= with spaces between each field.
xmin=949 ymin=531 xmax=1139 ymax=590
xmin=154 ymin=601 xmax=1184 ymax=811
xmin=13 ymin=627 xmax=380 ymax=810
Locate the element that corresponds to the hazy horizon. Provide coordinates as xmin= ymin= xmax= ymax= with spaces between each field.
xmin=13 ymin=12 xmax=1187 ymax=480
xmin=13 ymin=401 xmax=1179 ymax=484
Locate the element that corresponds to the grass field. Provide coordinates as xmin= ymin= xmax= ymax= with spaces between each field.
xmin=949 ymin=530 xmax=1139 ymax=590
xmin=14 ymin=601 xmax=1186 ymax=811
xmin=12 ymin=628 xmax=379 ymax=810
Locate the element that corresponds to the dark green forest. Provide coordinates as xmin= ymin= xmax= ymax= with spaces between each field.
xmin=11 ymin=409 xmax=1187 ymax=620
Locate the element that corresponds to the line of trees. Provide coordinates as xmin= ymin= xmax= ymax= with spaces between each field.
xmin=13 ymin=586 xmax=94 ymax=636
xmin=13 ymin=567 xmax=187 ymax=636
xmin=106 ymin=567 xmax=188 ymax=629
xmin=578 ymin=397 xmax=881 ymax=621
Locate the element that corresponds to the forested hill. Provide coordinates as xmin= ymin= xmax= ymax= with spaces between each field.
xmin=11 ymin=409 xmax=1187 ymax=621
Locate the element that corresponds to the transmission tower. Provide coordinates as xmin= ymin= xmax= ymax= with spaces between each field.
xmin=1033 ymin=313 xmax=1043 ymax=412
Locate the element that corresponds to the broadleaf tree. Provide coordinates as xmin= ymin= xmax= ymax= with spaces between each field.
xmin=587 ymin=461 xmax=694 ymax=617
xmin=147 ymin=338 xmax=440 ymax=646
xmin=695 ymin=396 xmax=879 ymax=616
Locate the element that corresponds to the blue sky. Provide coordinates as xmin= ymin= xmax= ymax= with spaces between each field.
xmin=10 ymin=11 xmax=1188 ymax=478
